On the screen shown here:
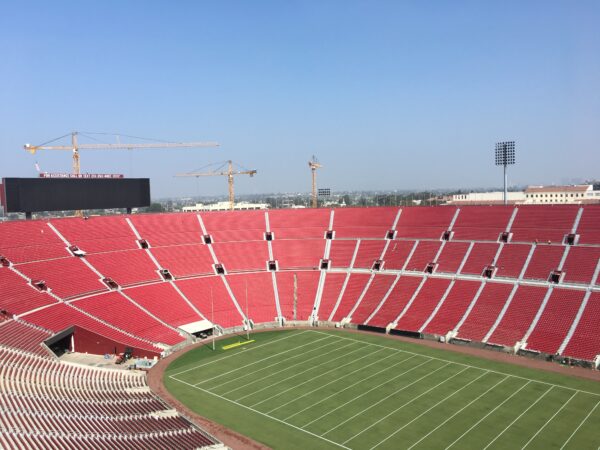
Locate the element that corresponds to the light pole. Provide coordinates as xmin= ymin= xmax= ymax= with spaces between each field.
xmin=495 ymin=141 xmax=516 ymax=205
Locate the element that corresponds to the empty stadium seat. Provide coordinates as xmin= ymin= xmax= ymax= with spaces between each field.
xmin=510 ymin=205 xmax=579 ymax=243
xmin=334 ymin=207 xmax=398 ymax=238
xmin=276 ymin=271 xmax=320 ymax=321
xmin=52 ymin=215 xmax=139 ymax=253
xmin=330 ymin=273 xmax=371 ymax=322
xmin=350 ymin=274 xmax=396 ymax=323
xmin=456 ymin=282 xmax=514 ymax=341
xmin=525 ymin=288 xmax=586 ymax=355
xmin=367 ymin=276 xmax=422 ymax=328
xmin=487 ymin=285 xmax=548 ymax=347
xmin=396 ymin=207 xmax=456 ymax=239
xmin=562 ymin=292 xmax=600 ymax=360
xmin=395 ymin=277 xmax=451 ymax=332
xmin=130 ymin=213 xmax=204 ymax=246
xmin=422 ymin=280 xmax=481 ymax=336
xmin=451 ymin=206 xmax=514 ymax=241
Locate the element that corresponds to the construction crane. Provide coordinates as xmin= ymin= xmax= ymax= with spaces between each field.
xmin=24 ymin=131 xmax=220 ymax=176
xmin=175 ymin=160 xmax=257 ymax=211
xmin=308 ymin=155 xmax=322 ymax=208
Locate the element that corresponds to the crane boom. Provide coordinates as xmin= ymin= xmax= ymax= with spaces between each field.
xmin=24 ymin=131 xmax=219 ymax=176
xmin=175 ymin=170 xmax=256 ymax=177
xmin=175 ymin=160 xmax=257 ymax=210
xmin=25 ymin=142 xmax=218 ymax=151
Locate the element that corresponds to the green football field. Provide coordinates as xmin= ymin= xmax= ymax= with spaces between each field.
xmin=165 ymin=329 xmax=600 ymax=450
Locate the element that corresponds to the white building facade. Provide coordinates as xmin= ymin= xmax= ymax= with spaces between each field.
xmin=182 ymin=201 xmax=269 ymax=212
xmin=523 ymin=185 xmax=596 ymax=204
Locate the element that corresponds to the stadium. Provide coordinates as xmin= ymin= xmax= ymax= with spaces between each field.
xmin=3 ymin=2 xmax=600 ymax=449
xmin=1 ymin=204 xmax=599 ymax=449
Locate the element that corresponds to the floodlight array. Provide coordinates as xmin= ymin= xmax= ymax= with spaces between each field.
xmin=495 ymin=141 xmax=516 ymax=166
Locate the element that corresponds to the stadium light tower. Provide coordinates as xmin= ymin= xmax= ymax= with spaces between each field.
xmin=495 ymin=141 xmax=516 ymax=205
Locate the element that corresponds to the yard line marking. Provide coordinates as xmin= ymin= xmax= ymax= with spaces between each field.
xmin=311 ymin=330 xmax=600 ymax=398
xmin=301 ymin=357 xmax=433 ymax=429
xmin=482 ymin=385 xmax=554 ymax=450
xmin=245 ymin=347 xmax=371 ymax=406
xmin=169 ymin=375 xmax=351 ymax=450
xmin=237 ymin=341 xmax=360 ymax=403
xmin=321 ymin=361 xmax=451 ymax=436
xmin=212 ymin=337 xmax=346 ymax=392
xmin=369 ymin=370 xmax=489 ymax=449
xmin=445 ymin=380 xmax=532 ymax=449
xmin=522 ymin=391 xmax=578 ymax=449
xmin=266 ymin=347 xmax=391 ymax=414
xmin=226 ymin=340 xmax=357 ymax=398
xmin=559 ymin=399 xmax=600 ymax=450
xmin=341 ymin=366 xmax=472 ymax=444
xmin=406 ymin=375 xmax=510 ymax=450
xmin=170 ymin=330 xmax=310 ymax=377
xmin=194 ymin=334 xmax=334 ymax=386
xmin=285 ymin=354 xmax=417 ymax=422
xmin=302 ymin=357 xmax=434 ymax=430
xmin=281 ymin=352 xmax=412 ymax=421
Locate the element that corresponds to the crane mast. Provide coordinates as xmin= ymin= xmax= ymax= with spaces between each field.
xmin=308 ymin=155 xmax=322 ymax=208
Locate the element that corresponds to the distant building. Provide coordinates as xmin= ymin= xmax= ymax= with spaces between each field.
xmin=182 ymin=201 xmax=269 ymax=212
xmin=447 ymin=191 xmax=525 ymax=205
xmin=446 ymin=185 xmax=599 ymax=206
xmin=523 ymin=185 xmax=598 ymax=204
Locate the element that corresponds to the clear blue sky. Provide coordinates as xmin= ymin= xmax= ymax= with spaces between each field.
xmin=1 ymin=1 xmax=598 ymax=199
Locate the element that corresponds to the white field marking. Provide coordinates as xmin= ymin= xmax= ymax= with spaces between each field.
xmin=341 ymin=366 xmax=472 ymax=445
xmin=169 ymin=376 xmax=351 ymax=450
xmin=482 ymin=385 xmax=555 ymax=450
xmin=195 ymin=334 xmax=335 ymax=386
xmin=233 ymin=341 xmax=360 ymax=401
xmin=521 ymin=391 xmax=578 ymax=449
xmin=406 ymin=375 xmax=510 ymax=450
xmin=211 ymin=337 xmax=348 ymax=393
xmin=249 ymin=344 xmax=377 ymax=408
xmin=302 ymin=358 xmax=434 ymax=430
xmin=277 ymin=352 xmax=405 ymax=420
xmin=559 ymin=399 xmax=600 ymax=450
xmin=266 ymin=347 xmax=391 ymax=414
xmin=321 ymin=361 xmax=451 ymax=436
xmin=445 ymin=381 xmax=532 ymax=449
xmin=169 ymin=330 xmax=310 ymax=377
xmin=310 ymin=330 xmax=600 ymax=398
xmin=285 ymin=354 xmax=417 ymax=422
xmin=369 ymin=370 xmax=489 ymax=449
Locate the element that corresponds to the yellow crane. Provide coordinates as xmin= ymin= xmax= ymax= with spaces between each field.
xmin=24 ymin=131 xmax=220 ymax=175
xmin=175 ymin=160 xmax=257 ymax=211
xmin=308 ymin=155 xmax=322 ymax=208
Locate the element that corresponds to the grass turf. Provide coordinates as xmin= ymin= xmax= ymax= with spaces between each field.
xmin=165 ymin=329 xmax=600 ymax=449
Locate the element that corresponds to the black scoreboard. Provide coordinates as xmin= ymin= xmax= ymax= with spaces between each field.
xmin=1 ymin=178 xmax=150 ymax=214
